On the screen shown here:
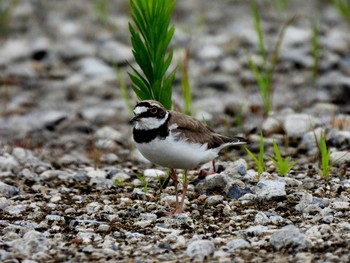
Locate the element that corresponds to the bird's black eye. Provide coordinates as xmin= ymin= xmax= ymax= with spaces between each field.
xmin=150 ymin=107 xmax=157 ymax=114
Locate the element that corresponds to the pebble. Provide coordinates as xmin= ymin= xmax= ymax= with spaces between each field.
xmin=205 ymin=195 xmax=223 ymax=207
xmin=186 ymin=240 xmax=215 ymax=260
xmin=0 ymin=182 xmax=20 ymax=198
xmin=270 ymin=225 xmax=311 ymax=251
xmin=78 ymin=57 xmax=115 ymax=77
xmin=0 ymin=153 xmax=19 ymax=171
xmin=330 ymin=151 xmax=350 ymax=166
xmin=144 ymin=169 xmax=166 ymax=178
xmin=95 ymin=126 xmax=124 ymax=143
xmin=283 ymin=114 xmax=316 ymax=138
xmin=224 ymin=159 xmax=248 ymax=177
xmin=227 ymin=239 xmax=251 ymax=251
xmin=331 ymin=201 xmax=349 ymax=211
xmin=255 ymin=173 xmax=286 ymax=200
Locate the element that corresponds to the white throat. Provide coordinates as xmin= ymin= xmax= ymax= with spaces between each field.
xmin=135 ymin=112 xmax=169 ymax=130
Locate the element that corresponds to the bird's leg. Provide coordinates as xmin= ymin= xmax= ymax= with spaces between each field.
xmin=178 ymin=170 xmax=188 ymax=213
xmin=212 ymin=160 xmax=216 ymax=173
xmin=169 ymin=169 xmax=181 ymax=213
xmin=169 ymin=170 xmax=187 ymax=215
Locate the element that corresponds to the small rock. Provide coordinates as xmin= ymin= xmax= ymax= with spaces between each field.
xmin=95 ymin=126 xmax=123 ymax=143
xmin=227 ymin=183 xmax=252 ymax=199
xmin=144 ymin=169 xmax=166 ymax=178
xmin=197 ymin=45 xmax=223 ymax=60
xmin=224 ymin=159 xmax=248 ymax=177
xmin=205 ymin=195 xmax=223 ymax=207
xmin=270 ymin=225 xmax=311 ymax=251
xmin=0 ymin=153 xmax=19 ymax=171
xmin=0 ymin=182 xmax=20 ymax=198
xmin=330 ymin=151 xmax=350 ymax=166
xmin=186 ymin=240 xmax=215 ymax=260
xmin=78 ymin=57 xmax=115 ymax=77
xmin=328 ymin=128 xmax=350 ymax=150
xmin=227 ymin=239 xmax=251 ymax=251
xmin=195 ymin=174 xmax=226 ymax=194
xmin=255 ymin=173 xmax=286 ymax=200
xmin=283 ymin=114 xmax=316 ymax=138
xmin=262 ymin=116 xmax=283 ymax=136
xmin=331 ymin=201 xmax=349 ymax=211
xmin=97 ymin=40 xmax=133 ymax=65
xmin=244 ymin=225 xmax=269 ymax=237
xmin=300 ymin=127 xmax=324 ymax=155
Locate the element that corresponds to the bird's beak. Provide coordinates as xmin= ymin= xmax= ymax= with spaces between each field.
xmin=130 ymin=114 xmax=140 ymax=124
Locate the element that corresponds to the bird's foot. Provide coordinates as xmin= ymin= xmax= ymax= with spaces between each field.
xmin=197 ymin=169 xmax=216 ymax=179
xmin=168 ymin=207 xmax=186 ymax=215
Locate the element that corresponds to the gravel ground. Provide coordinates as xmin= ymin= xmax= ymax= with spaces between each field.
xmin=1 ymin=0 xmax=350 ymax=262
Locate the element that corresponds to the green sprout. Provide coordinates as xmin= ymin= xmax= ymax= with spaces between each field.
xmin=114 ymin=64 xmax=133 ymax=115
xmin=181 ymin=47 xmax=192 ymax=115
xmin=136 ymin=174 xmax=149 ymax=192
xmin=94 ymin=0 xmax=109 ymax=24
xmin=128 ymin=0 xmax=176 ymax=110
xmin=332 ymin=0 xmax=350 ymax=20
xmin=245 ymin=133 xmax=266 ymax=178
xmin=270 ymin=141 xmax=296 ymax=176
xmin=311 ymin=21 xmax=321 ymax=80
xmin=0 ymin=0 xmax=17 ymax=37
xmin=114 ymin=179 xmax=125 ymax=187
xmin=248 ymin=0 xmax=295 ymax=115
xmin=319 ymin=132 xmax=332 ymax=180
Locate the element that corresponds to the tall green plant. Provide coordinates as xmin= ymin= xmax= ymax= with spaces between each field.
xmin=311 ymin=21 xmax=321 ymax=80
xmin=128 ymin=0 xmax=176 ymax=110
xmin=270 ymin=141 xmax=296 ymax=176
xmin=248 ymin=0 xmax=294 ymax=115
xmin=332 ymin=0 xmax=350 ymax=20
xmin=245 ymin=133 xmax=266 ymax=178
xmin=181 ymin=47 xmax=192 ymax=115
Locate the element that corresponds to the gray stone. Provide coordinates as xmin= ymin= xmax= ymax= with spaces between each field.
xmin=331 ymin=201 xmax=349 ymax=211
xmin=227 ymin=239 xmax=251 ymax=251
xmin=300 ymin=127 xmax=324 ymax=155
xmin=95 ymin=126 xmax=123 ymax=143
xmin=328 ymin=127 xmax=350 ymax=149
xmin=144 ymin=169 xmax=166 ymax=178
xmin=227 ymin=183 xmax=252 ymax=200
xmin=330 ymin=151 xmax=350 ymax=166
xmin=262 ymin=116 xmax=283 ymax=136
xmin=224 ymin=159 xmax=247 ymax=178
xmin=205 ymin=195 xmax=223 ymax=207
xmin=283 ymin=114 xmax=316 ymax=138
xmin=97 ymin=40 xmax=133 ymax=65
xmin=0 ymin=153 xmax=19 ymax=171
xmin=255 ymin=173 xmax=286 ymax=200
xmin=78 ymin=57 xmax=115 ymax=77
xmin=0 ymin=182 xmax=20 ymax=198
xmin=186 ymin=240 xmax=215 ymax=259
xmin=195 ymin=174 xmax=226 ymax=194
xmin=270 ymin=225 xmax=311 ymax=251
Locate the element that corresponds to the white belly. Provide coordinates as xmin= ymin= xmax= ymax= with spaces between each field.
xmin=135 ymin=133 xmax=219 ymax=169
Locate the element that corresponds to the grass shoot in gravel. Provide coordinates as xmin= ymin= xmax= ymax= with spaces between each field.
xmin=311 ymin=20 xmax=321 ymax=80
xmin=114 ymin=64 xmax=134 ymax=115
xmin=332 ymin=0 xmax=350 ymax=20
xmin=245 ymin=133 xmax=266 ymax=178
xmin=248 ymin=0 xmax=295 ymax=115
xmin=181 ymin=47 xmax=193 ymax=115
xmin=270 ymin=140 xmax=296 ymax=176
xmin=128 ymin=0 xmax=176 ymax=110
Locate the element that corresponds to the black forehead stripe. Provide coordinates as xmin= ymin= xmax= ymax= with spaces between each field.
xmin=135 ymin=101 xmax=152 ymax=108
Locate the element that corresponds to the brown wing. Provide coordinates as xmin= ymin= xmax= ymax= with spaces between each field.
xmin=168 ymin=111 xmax=245 ymax=149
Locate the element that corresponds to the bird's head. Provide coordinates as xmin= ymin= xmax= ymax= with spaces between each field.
xmin=130 ymin=100 xmax=169 ymax=130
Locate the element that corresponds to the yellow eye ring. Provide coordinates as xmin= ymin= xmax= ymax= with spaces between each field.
xmin=150 ymin=107 xmax=157 ymax=114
